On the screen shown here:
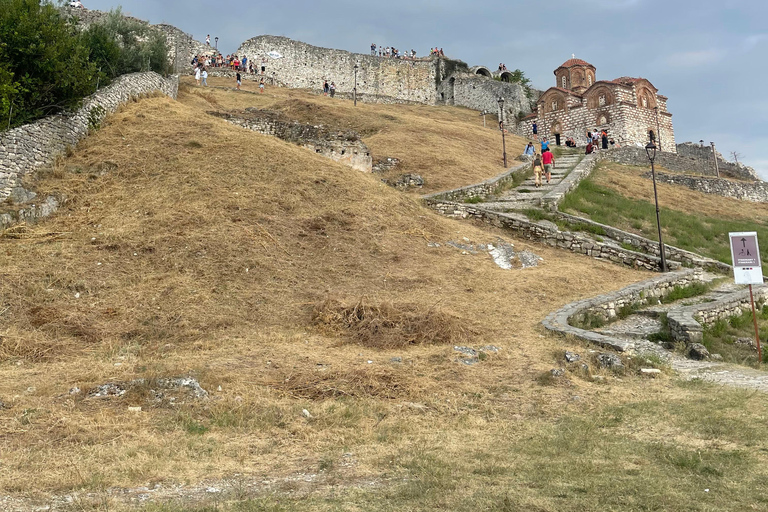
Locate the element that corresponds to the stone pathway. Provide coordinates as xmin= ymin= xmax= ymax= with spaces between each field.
xmin=474 ymin=151 xmax=583 ymax=211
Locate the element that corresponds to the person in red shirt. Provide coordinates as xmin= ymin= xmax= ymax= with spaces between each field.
xmin=541 ymin=148 xmax=555 ymax=184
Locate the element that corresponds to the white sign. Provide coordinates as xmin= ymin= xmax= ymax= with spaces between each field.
xmin=267 ymin=51 xmax=283 ymax=60
xmin=729 ymin=231 xmax=764 ymax=285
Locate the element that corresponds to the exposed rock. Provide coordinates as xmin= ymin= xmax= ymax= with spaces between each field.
xmin=518 ymin=250 xmax=543 ymax=268
xmin=686 ymin=343 xmax=711 ymax=361
xmin=550 ymin=368 xmax=565 ymax=377
xmin=389 ymin=357 xmax=403 ymax=364
xmin=387 ymin=173 xmax=424 ymax=190
xmin=564 ymin=351 xmax=580 ymax=363
xmin=640 ymin=368 xmax=662 ymax=375
xmin=479 ymin=345 xmax=500 ymax=353
xmin=735 ymin=337 xmax=757 ymax=349
xmin=89 ymin=383 xmax=127 ymax=398
xmin=155 ymin=377 xmax=208 ymax=399
xmin=711 ymin=354 xmax=723 ymax=361
xmin=372 ymin=156 xmax=400 ymax=174
xmin=453 ymin=346 xmax=477 ymax=356
xmin=517 ymin=154 xmax=533 ymax=162
xmin=597 ymin=353 xmax=624 ymax=370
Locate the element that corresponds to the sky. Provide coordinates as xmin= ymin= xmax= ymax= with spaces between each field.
xmin=85 ymin=0 xmax=768 ymax=178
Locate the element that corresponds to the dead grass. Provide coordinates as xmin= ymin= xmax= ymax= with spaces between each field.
xmin=311 ymin=297 xmax=474 ymax=348
xmin=6 ymin=83 xmax=763 ymax=510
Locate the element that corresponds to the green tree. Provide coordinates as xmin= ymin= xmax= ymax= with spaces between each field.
xmin=0 ymin=0 xmax=98 ymax=128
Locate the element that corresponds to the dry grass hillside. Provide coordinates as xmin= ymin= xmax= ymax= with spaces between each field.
xmin=2 ymin=83 xmax=768 ymax=511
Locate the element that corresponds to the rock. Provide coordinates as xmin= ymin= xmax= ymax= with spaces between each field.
xmin=155 ymin=377 xmax=208 ymax=399
xmin=387 ymin=173 xmax=424 ymax=190
xmin=640 ymin=368 xmax=662 ymax=375
xmin=69 ymin=387 xmax=81 ymax=395
xmin=459 ymin=357 xmax=479 ymax=366
xmin=389 ymin=357 xmax=403 ymax=364
xmin=518 ymin=250 xmax=543 ymax=268
xmin=735 ymin=337 xmax=757 ymax=349
xmin=454 ymin=346 xmax=477 ymax=356
xmin=479 ymin=346 xmax=500 ymax=353
xmin=302 ymin=409 xmax=312 ymax=418
xmin=711 ymin=354 xmax=723 ymax=361
xmin=597 ymin=353 xmax=624 ymax=370
xmin=517 ymin=154 xmax=533 ymax=162
xmin=686 ymin=343 xmax=711 ymax=361
xmin=550 ymin=368 xmax=565 ymax=377
xmin=564 ymin=351 xmax=580 ymax=363
xmin=128 ymin=406 xmax=142 ymax=412
xmin=89 ymin=383 xmax=127 ymax=398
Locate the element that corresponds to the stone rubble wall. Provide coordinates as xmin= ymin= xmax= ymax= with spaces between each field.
xmin=542 ymin=269 xmax=702 ymax=352
xmin=605 ymin=143 xmax=761 ymax=181
xmin=439 ymin=73 xmax=537 ymax=123
xmin=422 ymin=162 xmax=530 ymax=203
xmin=646 ymin=172 xmax=768 ymax=203
xmin=0 ymin=72 xmax=179 ymax=202
xmin=667 ymin=286 xmax=768 ymax=344
xmin=424 ymin=200 xmax=674 ymax=272
xmin=539 ymin=153 xmax=593 ymax=210
xmin=210 ymin=110 xmax=372 ymax=173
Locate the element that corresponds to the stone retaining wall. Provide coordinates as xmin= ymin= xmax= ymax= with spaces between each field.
xmin=0 ymin=72 xmax=179 ymax=202
xmin=542 ymin=269 xmax=702 ymax=352
xmin=422 ymin=162 xmax=530 ymax=203
xmin=425 ymin=201 xmax=674 ymax=271
xmin=210 ymin=109 xmax=372 ymax=172
xmin=605 ymin=143 xmax=761 ymax=181
xmin=647 ymin=172 xmax=768 ymax=203
xmin=668 ymin=286 xmax=768 ymax=344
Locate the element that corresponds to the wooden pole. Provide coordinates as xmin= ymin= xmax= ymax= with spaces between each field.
xmin=750 ymin=284 xmax=762 ymax=363
xmin=711 ymin=142 xmax=720 ymax=178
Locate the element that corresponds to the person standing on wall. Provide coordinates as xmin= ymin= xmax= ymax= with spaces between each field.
xmin=541 ymin=147 xmax=555 ymax=184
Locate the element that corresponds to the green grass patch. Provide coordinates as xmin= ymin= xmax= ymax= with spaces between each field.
xmin=702 ymin=305 xmax=768 ymax=367
xmin=463 ymin=196 xmax=484 ymax=204
xmin=560 ymin=170 xmax=768 ymax=264
xmin=660 ymin=282 xmax=711 ymax=304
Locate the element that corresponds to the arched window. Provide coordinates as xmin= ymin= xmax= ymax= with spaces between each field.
xmin=588 ymin=74 xmax=593 ymax=86
xmin=599 ymin=116 xmax=607 ymax=125
xmin=599 ymin=94 xmax=606 ymax=107
xmin=562 ymin=76 xmax=567 ymax=89
xmin=551 ymin=100 xmax=558 ymax=111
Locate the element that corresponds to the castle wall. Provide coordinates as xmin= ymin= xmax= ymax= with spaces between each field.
xmin=442 ymin=74 xmax=536 ymax=123
xmin=646 ymin=172 xmax=768 ymax=202
xmin=0 ymin=72 xmax=179 ymax=202
xmin=236 ymin=36 xmax=443 ymax=104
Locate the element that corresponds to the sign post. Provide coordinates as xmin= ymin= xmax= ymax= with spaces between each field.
xmin=729 ymin=232 xmax=764 ymax=362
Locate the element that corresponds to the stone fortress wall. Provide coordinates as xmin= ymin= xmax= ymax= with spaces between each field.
xmin=0 ymin=72 xmax=179 ymax=206
xmin=235 ymin=36 xmax=536 ymax=119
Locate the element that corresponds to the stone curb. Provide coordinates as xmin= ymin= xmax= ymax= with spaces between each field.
xmin=421 ymin=162 xmax=530 ymax=203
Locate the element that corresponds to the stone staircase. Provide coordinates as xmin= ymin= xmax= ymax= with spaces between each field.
xmin=475 ymin=150 xmax=583 ymax=211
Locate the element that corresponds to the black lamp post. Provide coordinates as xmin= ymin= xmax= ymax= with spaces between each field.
xmin=645 ymin=141 xmax=667 ymax=272
xmin=215 ymin=37 xmax=218 ymax=49
xmin=498 ymin=97 xmax=507 ymax=167
xmin=354 ymin=62 xmax=359 ymax=106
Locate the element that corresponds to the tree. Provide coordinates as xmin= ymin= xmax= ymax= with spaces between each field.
xmin=0 ymin=0 xmax=98 ymax=128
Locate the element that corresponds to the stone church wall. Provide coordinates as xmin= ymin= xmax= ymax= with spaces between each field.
xmin=0 ymin=72 xmax=179 ymax=202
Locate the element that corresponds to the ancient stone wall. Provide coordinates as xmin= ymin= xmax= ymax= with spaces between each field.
xmin=235 ymin=36 xmax=451 ymax=104
xmin=210 ymin=110 xmax=372 ymax=173
xmin=0 ymin=72 xmax=179 ymax=202
xmin=646 ymin=172 xmax=768 ymax=203
xmin=422 ymin=162 xmax=530 ymax=202
xmin=605 ymin=144 xmax=761 ymax=181
xmin=439 ymin=74 xmax=537 ymax=121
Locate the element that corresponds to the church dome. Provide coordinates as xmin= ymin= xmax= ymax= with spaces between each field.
xmin=559 ymin=58 xmax=594 ymax=69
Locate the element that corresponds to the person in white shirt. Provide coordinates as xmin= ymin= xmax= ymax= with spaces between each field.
xmin=201 ymin=68 xmax=208 ymax=86
xmin=194 ymin=66 xmax=201 ymax=85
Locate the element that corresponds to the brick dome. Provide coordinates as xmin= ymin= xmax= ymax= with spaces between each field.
xmin=559 ymin=58 xmax=593 ymax=69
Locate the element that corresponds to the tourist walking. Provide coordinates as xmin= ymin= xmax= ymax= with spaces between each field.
xmin=201 ymin=68 xmax=208 ymax=87
xmin=194 ymin=66 xmax=201 ymax=86
xmin=541 ymin=148 xmax=555 ymax=184
xmin=540 ymin=137 xmax=550 ymax=153
xmin=236 ymin=72 xmax=241 ymax=90
xmin=259 ymin=77 xmax=265 ymax=93
xmin=329 ymin=82 xmax=336 ymax=98
xmin=532 ymin=121 xmax=537 ymax=138
xmin=523 ymin=142 xmax=535 ymax=156
xmin=532 ymin=152 xmax=543 ymax=187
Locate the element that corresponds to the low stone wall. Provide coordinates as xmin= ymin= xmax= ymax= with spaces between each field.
xmin=542 ymin=269 xmax=702 ymax=352
xmin=425 ymin=201 xmax=675 ymax=271
xmin=605 ymin=144 xmax=761 ymax=181
xmin=668 ymin=286 xmax=768 ymax=344
xmin=0 ymin=196 xmax=61 ymax=230
xmin=554 ymin=211 xmax=730 ymax=273
xmin=647 ymin=172 xmax=768 ymax=203
xmin=540 ymin=153 xmax=592 ymax=210
xmin=210 ymin=109 xmax=372 ymax=172
xmin=0 ymin=72 xmax=179 ymax=202
xmin=422 ymin=162 xmax=530 ymax=203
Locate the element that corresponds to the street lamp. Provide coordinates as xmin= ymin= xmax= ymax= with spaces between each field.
xmin=645 ymin=141 xmax=667 ymax=272
xmin=498 ymin=97 xmax=507 ymax=167
xmin=354 ymin=62 xmax=359 ymax=106
xmin=215 ymin=37 xmax=218 ymax=50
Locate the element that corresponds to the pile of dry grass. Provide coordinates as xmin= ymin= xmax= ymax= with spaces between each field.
xmin=312 ymin=297 xmax=474 ymax=348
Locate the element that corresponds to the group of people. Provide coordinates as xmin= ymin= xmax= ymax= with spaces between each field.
xmin=322 ymin=80 xmax=337 ymax=97
xmin=68 ymin=0 xmax=85 ymax=8
xmin=497 ymin=63 xmax=509 ymax=72
xmin=524 ymin=140 xmax=555 ymax=188
xmin=430 ymin=48 xmax=445 ymax=57
xmin=585 ymin=129 xmax=611 ymax=154
xmin=370 ymin=44 xmax=419 ymax=59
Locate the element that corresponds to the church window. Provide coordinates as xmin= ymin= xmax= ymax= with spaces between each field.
xmin=642 ymin=96 xmax=648 ymax=108
xmin=588 ymin=74 xmax=593 ymax=86
xmin=599 ymin=116 xmax=607 ymax=125
xmin=562 ymin=76 xmax=567 ymax=89
xmin=551 ymin=100 xmax=558 ymax=111
xmin=599 ymin=95 xmax=606 ymax=107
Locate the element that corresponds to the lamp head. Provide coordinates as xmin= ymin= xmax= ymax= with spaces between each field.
xmin=645 ymin=141 xmax=657 ymax=162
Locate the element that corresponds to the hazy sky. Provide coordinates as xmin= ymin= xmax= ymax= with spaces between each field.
xmin=85 ymin=0 xmax=768 ymax=178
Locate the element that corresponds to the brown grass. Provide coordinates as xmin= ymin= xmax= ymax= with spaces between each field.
xmin=312 ymin=297 xmax=474 ymax=348
xmin=0 ymin=83 xmax=670 ymax=503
